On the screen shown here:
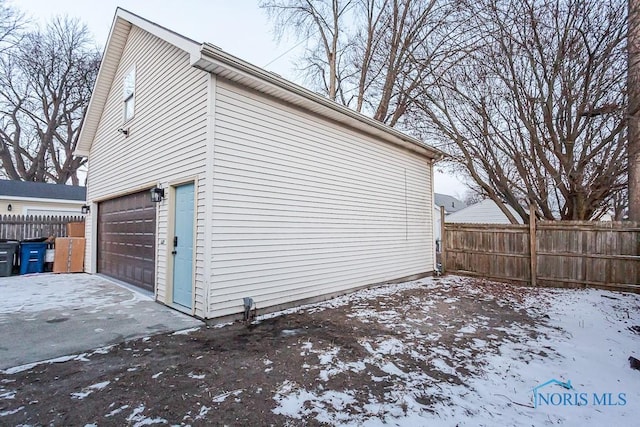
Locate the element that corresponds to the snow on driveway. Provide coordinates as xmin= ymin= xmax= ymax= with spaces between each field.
xmin=267 ymin=277 xmax=640 ymax=426
xmin=0 ymin=273 xmax=151 ymax=320
xmin=0 ymin=273 xmax=202 ymax=370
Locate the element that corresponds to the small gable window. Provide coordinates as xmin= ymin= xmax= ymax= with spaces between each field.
xmin=123 ymin=66 xmax=135 ymax=122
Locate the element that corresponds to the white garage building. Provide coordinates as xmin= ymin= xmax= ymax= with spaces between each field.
xmin=76 ymin=8 xmax=443 ymax=320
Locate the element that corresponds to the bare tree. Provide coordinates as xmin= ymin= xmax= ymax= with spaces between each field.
xmin=629 ymin=0 xmax=640 ymax=220
xmin=0 ymin=16 xmax=100 ymax=184
xmin=461 ymin=189 xmax=486 ymax=206
xmin=261 ymin=0 xmax=353 ymax=101
xmin=0 ymin=0 xmax=24 ymax=53
xmin=415 ymin=0 xmax=628 ymax=222
xmin=261 ymin=0 xmax=460 ymax=125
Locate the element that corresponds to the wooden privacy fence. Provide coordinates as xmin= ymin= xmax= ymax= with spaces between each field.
xmin=441 ymin=211 xmax=640 ymax=292
xmin=0 ymin=215 xmax=84 ymax=241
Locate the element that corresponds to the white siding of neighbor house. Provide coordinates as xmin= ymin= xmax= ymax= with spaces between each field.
xmin=209 ymin=79 xmax=434 ymax=318
xmin=445 ymin=199 xmax=523 ymax=224
xmin=84 ymin=25 xmax=209 ymax=317
xmin=0 ymin=199 xmax=84 ymax=216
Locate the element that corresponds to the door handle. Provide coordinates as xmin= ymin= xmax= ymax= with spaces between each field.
xmin=172 ymin=236 xmax=178 ymax=255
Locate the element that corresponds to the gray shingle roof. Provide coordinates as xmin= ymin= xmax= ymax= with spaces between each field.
xmin=0 ymin=180 xmax=86 ymax=201
xmin=434 ymin=193 xmax=466 ymax=213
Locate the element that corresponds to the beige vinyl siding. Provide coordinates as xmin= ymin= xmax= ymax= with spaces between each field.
xmin=85 ymin=25 xmax=209 ymax=317
xmin=210 ymin=79 xmax=434 ymax=317
xmin=0 ymin=199 xmax=84 ymax=216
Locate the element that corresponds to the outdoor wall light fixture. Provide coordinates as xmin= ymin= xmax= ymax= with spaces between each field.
xmin=7 ymin=203 xmax=12 ymax=212
xmin=81 ymin=204 xmax=90 ymax=214
xmin=150 ymin=187 xmax=165 ymax=203
xmin=117 ymin=127 xmax=129 ymax=136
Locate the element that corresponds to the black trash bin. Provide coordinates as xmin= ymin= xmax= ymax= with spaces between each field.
xmin=0 ymin=240 xmax=19 ymax=277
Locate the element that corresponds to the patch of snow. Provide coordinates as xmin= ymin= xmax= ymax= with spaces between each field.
xmin=458 ymin=324 xmax=477 ymax=334
xmin=127 ymin=405 xmax=146 ymax=419
xmin=1 ymin=353 xmax=89 ymax=374
xmin=187 ymin=372 xmax=205 ymax=380
xmin=0 ymin=406 xmax=24 ymax=417
xmin=471 ymin=338 xmax=487 ymax=348
xmin=194 ymin=405 xmax=210 ymax=420
xmin=212 ymin=389 xmax=243 ymax=403
xmin=90 ymin=381 xmax=110 ymax=390
xmin=319 ymin=361 xmax=366 ymax=382
xmin=431 ymin=358 xmax=455 ymax=375
xmin=92 ymin=345 xmax=115 ymax=355
xmin=211 ymin=321 xmax=234 ymax=329
xmin=0 ymin=391 xmax=16 ymax=399
xmin=430 ymin=346 xmax=451 ymax=358
xmin=273 ymin=381 xmax=356 ymax=423
xmin=318 ymin=347 xmax=340 ymax=365
xmin=71 ymin=390 xmax=92 ymax=400
xmin=105 ymin=404 xmax=129 ymax=417
xmin=126 ymin=404 xmax=167 ymax=427
xmin=171 ymin=327 xmax=200 ymax=336
xmin=379 ymin=361 xmax=406 ymax=377
xmin=71 ymin=381 xmax=110 ymax=400
xmin=151 ymin=372 xmax=163 ymax=379
xmin=300 ymin=341 xmax=313 ymax=355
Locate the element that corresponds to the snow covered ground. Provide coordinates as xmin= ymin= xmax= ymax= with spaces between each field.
xmin=266 ymin=277 xmax=640 ymax=426
xmin=1 ymin=275 xmax=638 ymax=426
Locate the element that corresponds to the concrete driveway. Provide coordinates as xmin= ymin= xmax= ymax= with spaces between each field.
xmin=0 ymin=273 xmax=202 ymax=370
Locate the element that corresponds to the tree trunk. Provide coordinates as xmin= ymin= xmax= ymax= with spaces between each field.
xmin=629 ymin=0 xmax=640 ymax=221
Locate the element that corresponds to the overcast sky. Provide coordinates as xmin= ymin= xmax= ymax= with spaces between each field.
xmin=15 ymin=0 xmax=468 ymax=197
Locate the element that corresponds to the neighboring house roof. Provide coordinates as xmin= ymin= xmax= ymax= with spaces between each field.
xmin=75 ymin=8 xmax=445 ymax=161
xmin=434 ymin=193 xmax=466 ymax=214
xmin=445 ymin=198 xmax=523 ymax=224
xmin=0 ymin=180 xmax=86 ymax=202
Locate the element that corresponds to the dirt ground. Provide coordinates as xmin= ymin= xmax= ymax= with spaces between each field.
xmin=0 ymin=276 xmax=632 ymax=425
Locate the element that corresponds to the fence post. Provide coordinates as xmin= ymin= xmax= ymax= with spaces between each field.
xmin=441 ymin=205 xmax=446 ymax=275
xmin=529 ymin=204 xmax=537 ymax=287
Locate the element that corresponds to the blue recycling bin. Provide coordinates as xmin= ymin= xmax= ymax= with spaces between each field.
xmin=19 ymin=242 xmax=48 ymax=274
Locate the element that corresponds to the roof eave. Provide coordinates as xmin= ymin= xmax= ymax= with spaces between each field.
xmin=192 ymin=43 xmax=445 ymax=161
xmin=75 ymin=8 xmax=201 ymax=158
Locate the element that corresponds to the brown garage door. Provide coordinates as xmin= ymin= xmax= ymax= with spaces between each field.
xmin=98 ymin=190 xmax=156 ymax=292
